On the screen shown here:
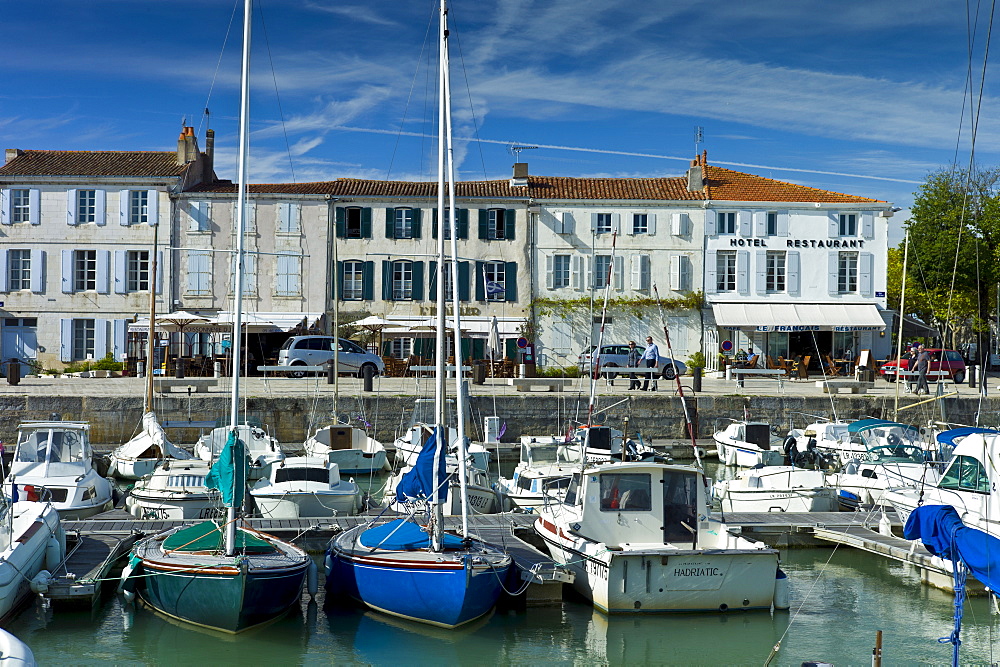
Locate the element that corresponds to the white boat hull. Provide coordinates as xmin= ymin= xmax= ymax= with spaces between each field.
xmin=0 ymin=503 xmax=64 ymax=623
xmin=126 ymin=492 xmax=222 ymax=521
xmin=107 ymin=456 xmax=159 ymax=481
xmin=327 ymin=450 xmax=388 ymax=475
xmin=716 ymin=486 xmax=838 ymax=513
xmin=253 ymin=491 xmax=358 ymax=518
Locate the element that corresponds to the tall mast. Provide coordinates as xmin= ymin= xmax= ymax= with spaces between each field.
xmin=892 ymin=230 xmax=909 ymax=421
xmin=143 ymin=223 xmax=158 ymax=412
xmin=226 ymin=0 xmax=252 ymax=557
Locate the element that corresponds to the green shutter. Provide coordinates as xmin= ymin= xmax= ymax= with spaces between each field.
xmin=335 ymin=207 xmax=346 ymax=238
xmin=478 ymin=209 xmax=488 ymax=240
xmin=475 ymin=261 xmax=485 ymax=301
xmin=458 ymin=261 xmax=470 ymax=301
xmin=411 ymin=261 xmax=424 ymax=300
xmin=361 ymin=208 xmax=372 ymax=238
xmin=362 ymin=261 xmax=374 ymax=300
xmin=412 ymin=209 xmax=422 ymax=238
xmin=505 ymin=261 xmax=518 ymax=301
xmin=458 ymin=209 xmax=469 ymax=239
xmin=431 ymin=209 xmax=438 ymax=239
xmin=385 ymin=208 xmax=395 ymax=239
xmin=382 ymin=260 xmax=392 ymax=300
xmin=428 ymin=260 xmax=438 ymax=298
xmin=336 ymin=260 xmax=344 ymax=300
xmin=504 ymin=209 xmax=516 ymax=240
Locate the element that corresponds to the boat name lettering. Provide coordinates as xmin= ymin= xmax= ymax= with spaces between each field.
xmin=585 ymin=558 xmax=609 ymax=579
xmin=673 ymin=566 xmax=722 ymax=577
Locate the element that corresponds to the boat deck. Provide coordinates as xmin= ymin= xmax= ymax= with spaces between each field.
xmin=48 ymin=531 xmax=141 ymax=605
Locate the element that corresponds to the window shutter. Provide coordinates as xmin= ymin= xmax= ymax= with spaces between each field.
xmin=828 ymin=212 xmax=840 ymax=238
xmin=705 ymin=210 xmax=717 ymax=237
xmin=411 ymin=261 xmax=424 ymax=300
xmin=787 ymin=251 xmax=800 ymax=296
xmin=278 ymin=202 xmax=291 ymax=232
xmin=590 ymin=213 xmax=599 ymax=234
xmin=119 ymin=190 xmax=130 ymax=225
xmin=755 ymin=250 xmax=767 ymax=294
xmin=641 ymin=254 xmax=651 ymax=290
xmin=828 ymin=253 xmax=839 ymax=295
xmin=571 ymin=255 xmax=583 ymax=290
xmin=738 ymin=211 xmax=751 ymax=237
xmin=587 ymin=255 xmax=594 ymax=289
xmin=475 ymin=261 xmax=485 ymax=300
xmin=0 ymin=251 xmax=7 ymax=292
xmin=861 ymin=212 xmax=874 ymax=239
xmin=631 ymin=254 xmax=641 ymax=289
xmin=457 ymin=261 xmax=469 ymax=301
xmin=705 ymin=250 xmax=717 ymax=294
xmin=95 ymin=190 xmax=106 ymax=226
xmin=671 ymin=213 xmax=684 ymax=236
xmin=0 ymin=189 xmax=8 ymax=225
xmin=647 ymin=213 xmax=657 ymax=235
xmin=504 ymin=209 xmax=516 ymax=240
xmin=504 ymin=262 xmax=518 ymax=301
xmin=669 ymin=254 xmax=681 ymax=291
xmin=361 ymin=208 xmax=372 ymax=238
xmin=94 ymin=320 xmax=109 ymax=359
xmin=335 ymin=207 xmax=346 ymax=238
xmin=335 ymin=261 xmax=344 ymax=300
xmin=362 ymin=261 xmax=374 ymax=300
xmin=612 ymin=213 xmax=621 ymax=234
xmin=60 ymin=319 xmax=72 ymax=362
xmin=627 ymin=213 xmax=637 ymax=235
xmin=113 ymin=319 xmax=128 ymax=362
xmin=560 ymin=212 xmax=574 ymax=235
xmin=428 ymin=260 xmax=438 ymax=299
xmin=412 ymin=208 xmax=422 ymax=238
xmin=457 ymin=209 xmax=469 ymax=239
xmin=147 ymin=190 xmax=159 ymax=226
xmin=753 ymin=211 xmax=767 ymax=237
xmin=777 ymin=211 xmax=789 ymax=236
xmin=385 ymin=208 xmax=395 ymax=238
xmin=431 ymin=208 xmax=438 ymax=239
xmin=29 ymin=189 xmax=40 ymax=225
xmin=61 ymin=249 xmax=73 ymax=293
xmin=114 ymin=250 xmax=127 ymax=294
xmin=859 ymin=252 xmax=874 ymax=296
xmin=155 ymin=251 xmax=163 ymax=294
xmin=289 ymin=256 xmax=301 ymax=296
xmin=382 ymin=260 xmax=393 ymax=300
xmin=545 ymin=255 xmax=555 ymax=289
xmin=613 ymin=255 xmax=624 ymax=290
xmin=478 ymin=210 xmax=488 ymax=240
xmin=96 ymin=250 xmax=110 ymax=294
xmin=67 ymin=189 xmax=78 ymax=225
xmin=736 ymin=250 xmax=750 ymax=295
xmin=680 ymin=255 xmax=691 ymax=291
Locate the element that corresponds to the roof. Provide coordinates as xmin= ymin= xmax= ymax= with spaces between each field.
xmin=0 ymin=150 xmax=189 ymax=178
xmin=702 ymin=165 xmax=883 ymax=203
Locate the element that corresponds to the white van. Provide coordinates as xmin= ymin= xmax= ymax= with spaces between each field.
xmin=277 ymin=336 xmax=384 ymax=378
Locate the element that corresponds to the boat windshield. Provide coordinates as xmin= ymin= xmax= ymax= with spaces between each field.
xmin=938 ymin=455 xmax=991 ymax=493
xmin=866 ymin=444 xmax=925 ymax=465
xmin=524 ymin=442 xmax=584 ymax=466
xmin=15 ymin=428 xmax=86 ymax=464
xmin=857 ymin=424 xmax=921 ymax=451
xmin=274 ymin=467 xmax=329 ymax=484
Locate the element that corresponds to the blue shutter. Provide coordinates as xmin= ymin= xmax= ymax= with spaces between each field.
xmin=362 ymin=261 xmax=374 ymax=300
xmin=60 ymin=319 xmax=72 ymax=362
xmin=147 ymin=190 xmax=159 ymax=226
xmin=97 ymin=250 xmax=111 ymax=294
xmin=861 ymin=212 xmax=875 ymax=239
xmin=0 ymin=189 xmax=9 ymax=225
xmin=95 ymin=190 xmax=106 ymax=226
xmin=859 ymin=252 xmax=874 ymax=297
xmin=113 ymin=319 xmax=128 ymax=362
xmin=411 ymin=261 xmax=424 ymax=300
xmin=504 ymin=262 xmax=518 ymax=301
xmin=0 ymin=250 xmax=7 ymax=292
xmin=504 ymin=209 xmax=516 ymax=240
xmin=28 ymin=190 xmax=39 ymax=225
xmin=361 ymin=208 xmax=372 ymax=238
xmin=458 ymin=261 xmax=470 ymax=301
xmin=94 ymin=320 xmax=109 ymax=359
xmin=335 ymin=207 xmax=346 ymax=238
xmin=385 ymin=208 xmax=395 ymax=238
xmin=705 ymin=210 xmax=717 ymax=237
xmin=119 ymin=190 xmax=130 ymax=225
xmin=786 ymin=251 xmax=800 ymax=296
xmin=475 ymin=261 xmax=485 ymax=301
xmin=382 ymin=260 xmax=393 ymax=300
xmin=61 ymin=250 xmax=74 ymax=293
xmin=114 ymin=250 xmax=127 ymax=294
xmin=67 ymin=190 xmax=78 ymax=225
xmin=32 ymin=249 xmax=46 ymax=293
xmin=705 ymin=250 xmax=717 ymax=294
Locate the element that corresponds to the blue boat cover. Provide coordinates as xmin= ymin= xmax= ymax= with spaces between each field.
xmin=936 ymin=427 xmax=999 ymax=447
xmin=395 ymin=430 xmax=446 ymax=503
xmin=204 ymin=430 xmax=250 ymax=507
xmin=903 ymin=505 xmax=1000 ymax=592
xmin=847 ymin=418 xmax=902 ymax=434
xmin=358 ymin=518 xmax=465 ymax=551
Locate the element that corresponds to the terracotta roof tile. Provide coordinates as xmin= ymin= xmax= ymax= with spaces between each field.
xmin=0 ymin=150 xmax=189 ymax=178
xmin=703 ymin=166 xmax=884 ymax=203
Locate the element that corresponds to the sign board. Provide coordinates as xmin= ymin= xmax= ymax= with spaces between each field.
xmin=875 ymin=291 xmax=886 ymax=298
xmin=720 ymin=340 xmax=733 ymax=352
xmin=516 ymin=337 xmax=528 ymax=349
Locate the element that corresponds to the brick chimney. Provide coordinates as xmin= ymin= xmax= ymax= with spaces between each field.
xmin=4 ymin=148 xmax=23 ymax=165
xmin=686 ymin=151 xmax=707 ymax=192
xmin=204 ymin=128 xmax=215 ymax=180
xmin=176 ymin=126 xmax=199 ymax=165
xmin=511 ymin=162 xmax=528 ymax=187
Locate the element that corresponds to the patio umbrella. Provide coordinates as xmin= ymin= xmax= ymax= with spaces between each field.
xmin=158 ymin=310 xmax=211 ymax=369
xmin=341 ymin=316 xmax=409 ymax=355
xmin=486 ymin=316 xmax=502 ymax=362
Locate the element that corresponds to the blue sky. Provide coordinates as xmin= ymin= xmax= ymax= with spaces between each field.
xmin=2 ymin=1 xmax=996 ymax=245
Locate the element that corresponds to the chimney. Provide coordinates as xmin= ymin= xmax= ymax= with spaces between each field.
xmin=511 ymin=162 xmax=529 ymax=187
xmin=176 ymin=126 xmax=199 ymax=165
xmin=204 ymin=128 xmax=215 ymax=181
xmin=686 ymin=157 xmax=703 ymax=192
xmin=4 ymin=148 xmax=23 ymax=165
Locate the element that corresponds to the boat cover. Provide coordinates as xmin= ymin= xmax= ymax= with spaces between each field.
xmin=162 ymin=521 xmax=274 ymax=554
xmin=903 ymin=504 xmax=1000 ymax=591
xmin=936 ymin=427 xmax=999 ymax=447
xmin=114 ymin=412 xmax=192 ymax=460
xmin=204 ymin=431 xmax=250 ymax=507
xmin=847 ymin=418 xmax=903 ymax=434
xmin=358 ymin=518 xmax=465 ymax=551
xmin=395 ymin=430 xmax=446 ymax=503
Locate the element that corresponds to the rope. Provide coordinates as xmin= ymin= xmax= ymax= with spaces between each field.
xmin=939 ymin=525 xmax=967 ymax=667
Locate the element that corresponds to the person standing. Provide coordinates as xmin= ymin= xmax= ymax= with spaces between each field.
xmin=626 ymin=341 xmax=642 ymax=390
xmin=641 ymin=336 xmax=659 ymax=391
xmin=915 ymin=344 xmax=931 ymax=395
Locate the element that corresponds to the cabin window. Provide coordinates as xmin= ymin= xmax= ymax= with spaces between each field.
xmin=564 ymin=474 xmax=582 ymax=505
xmin=274 ymin=467 xmax=329 ymax=484
xmin=662 ymin=469 xmax=699 ymax=543
xmin=517 ymin=476 xmax=533 ymax=492
xmin=600 ymin=473 xmax=651 ymax=511
xmin=938 ymin=455 xmax=991 ymax=494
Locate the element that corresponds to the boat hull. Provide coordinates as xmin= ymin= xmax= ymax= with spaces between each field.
xmin=716 ymin=487 xmax=838 ymax=513
xmin=0 ymin=503 xmax=64 ymax=624
xmin=253 ymin=491 xmax=357 ymax=518
xmin=328 ymin=450 xmax=389 ymax=475
xmin=126 ymin=493 xmax=222 ymax=521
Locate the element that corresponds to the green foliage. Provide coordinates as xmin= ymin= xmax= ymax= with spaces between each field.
xmin=535 ymin=365 xmax=582 ymax=378
xmin=686 ymin=351 xmax=706 ymax=369
xmin=531 ymin=292 xmax=703 ymax=319
xmin=63 ymin=353 xmax=123 ymax=373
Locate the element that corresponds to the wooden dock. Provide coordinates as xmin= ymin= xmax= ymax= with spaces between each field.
xmin=47 ymin=531 xmax=141 ymax=605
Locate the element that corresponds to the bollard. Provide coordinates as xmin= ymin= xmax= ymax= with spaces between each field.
xmin=175 ymin=357 xmax=185 ymax=379
xmin=692 ymin=367 xmax=702 ymax=392
xmin=7 ymin=359 xmax=20 ymax=386
xmin=213 ymin=360 xmax=222 ymax=378
xmin=970 ymin=364 xmax=976 ymax=388
xmin=137 ymin=360 xmax=145 ymax=378
xmin=725 ymin=366 xmax=732 ymax=382
xmin=362 ymin=364 xmax=375 ymax=392
xmin=327 ymin=359 xmax=336 ymax=385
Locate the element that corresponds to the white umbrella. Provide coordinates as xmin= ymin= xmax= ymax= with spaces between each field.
xmin=486 ymin=316 xmax=502 ymax=361
xmin=343 ymin=316 xmax=408 ymax=328
xmin=158 ymin=310 xmax=209 ymax=331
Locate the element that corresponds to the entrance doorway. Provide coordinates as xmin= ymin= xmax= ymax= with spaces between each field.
xmin=788 ymin=331 xmax=832 ymax=370
xmin=2 ymin=318 xmax=38 ymax=376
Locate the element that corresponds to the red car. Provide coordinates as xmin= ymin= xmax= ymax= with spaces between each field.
xmin=879 ymin=349 xmax=966 ymax=384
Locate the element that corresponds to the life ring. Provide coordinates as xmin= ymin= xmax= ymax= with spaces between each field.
xmin=783 ymin=435 xmax=798 ymax=457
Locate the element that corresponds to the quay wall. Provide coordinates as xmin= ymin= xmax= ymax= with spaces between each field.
xmin=0 ymin=392 xmax=988 ymax=450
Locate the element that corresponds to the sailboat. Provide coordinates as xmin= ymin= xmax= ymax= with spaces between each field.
xmin=118 ymin=0 xmax=312 ymax=633
xmin=324 ymin=0 xmax=512 ymax=628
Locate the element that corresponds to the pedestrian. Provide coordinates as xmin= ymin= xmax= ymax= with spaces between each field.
xmin=626 ymin=341 xmax=642 ymax=390
xmin=641 ymin=336 xmax=659 ymax=391
xmin=915 ymin=343 xmax=931 ymax=395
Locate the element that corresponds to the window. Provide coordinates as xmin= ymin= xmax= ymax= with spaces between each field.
xmin=553 ymin=255 xmax=570 ymax=289
xmin=839 ymin=213 xmax=857 ymax=236
xmin=939 ymin=456 xmax=991 ymax=493
xmin=277 ymin=202 xmax=301 ymax=233
xmin=599 ymin=473 xmax=652 ymax=511
xmin=487 ymin=209 xmax=506 ymax=240
xmin=441 ymin=209 xmax=453 ymax=240
xmin=343 ymin=260 xmax=364 ymax=300
xmin=275 ymin=253 xmax=301 ymax=297
xmin=838 ymin=252 xmax=858 ymax=293
xmin=484 ymin=261 xmax=505 ymax=301
xmin=8 ymin=250 xmax=30 ymax=290
xmin=188 ymin=201 xmax=211 ymax=231
xmin=766 ymin=251 xmax=786 ymax=293
xmin=11 ymin=190 xmax=30 ymax=223
xmin=436 ymin=262 xmax=455 ymax=301
xmin=345 ymin=207 xmax=364 ymax=238
xmin=594 ymin=255 xmax=612 ymax=288
xmin=127 ymin=251 xmax=150 ymax=292
xmin=74 ymin=250 xmax=97 ymax=291
xmin=395 ymin=208 xmax=415 ymax=239
xmin=631 ymin=213 xmax=648 ymax=234
xmin=129 ymin=191 xmax=149 ymax=225
xmin=766 ymin=212 xmax=778 ymax=236
xmin=72 ymin=319 xmax=96 ymax=361
xmin=718 ymin=212 xmax=736 ymax=234
xmin=392 ymin=260 xmax=414 ymax=300
xmin=77 ymin=190 xmax=97 ymax=224
xmin=595 ymin=213 xmax=613 ymax=234
xmin=716 ymin=251 xmax=736 ymax=292
xmin=187 ymin=250 xmax=212 ymax=296
xmin=390 ymin=337 xmax=412 ymax=359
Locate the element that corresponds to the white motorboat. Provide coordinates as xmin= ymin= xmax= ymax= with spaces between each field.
xmin=0 ymin=629 xmax=37 ymax=665
xmin=107 ymin=411 xmax=193 ymax=480
xmin=495 ymin=440 xmax=584 ymax=511
xmin=712 ymin=421 xmax=784 ymax=468
xmin=0 ymin=501 xmax=65 ymax=624
xmin=783 ymin=421 xmax=858 ymax=467
xmin=713 ymin=466 xmax=840 ymax=513
xmin=4 ymin=421 xmax=114 ymax=520
xmin=534 ymin=460 xmax=786 ymax=613
xmin=125 ymin=459 xmax=222 ymax=520
xmin=304 ymin=424 xmax=390 ymax=475
xmin=519 ymin=425 xmax=659 ymax=465
xmin=251 ymin=456 xmax=359 ymax=518
xmin=385 ymin=459 xmax=499 ymax=515
xmin=194 ymin=422 xmax=284 ymax=481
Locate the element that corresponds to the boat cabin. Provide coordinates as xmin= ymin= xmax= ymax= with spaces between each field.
xmin=12 ymin=421 xmax=93 ymax=477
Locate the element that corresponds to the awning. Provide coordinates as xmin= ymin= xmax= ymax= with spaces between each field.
xmin=128 ymin=311 xmax=323 ymax=334
xmin=381 ymin=317 xmax=525 ymax=337
xmin=711 ymin=302 xmax=886 ymax=332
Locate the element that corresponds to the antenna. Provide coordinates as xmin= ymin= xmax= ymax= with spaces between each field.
xmin=510 ymin=145 xmax=538 ymax=161
xmin=694 ymin=126 xmax=704 ymax=155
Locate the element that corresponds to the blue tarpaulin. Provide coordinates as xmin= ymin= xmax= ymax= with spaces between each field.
xmin=358 ymin=518 xmax=465 ymax=551
xmin=395 ymin=429 xmax=446 ymax=503
xmin=904 ymin=505 xmax=1000 ymax=592
xmin=204 ymin=430 xmax=250 ymax=508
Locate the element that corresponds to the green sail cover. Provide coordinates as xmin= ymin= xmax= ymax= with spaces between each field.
xmin=162 ymin=521 xmax=274 ymax=554
xmin=204 ymin=430 xmax=250 ymax=507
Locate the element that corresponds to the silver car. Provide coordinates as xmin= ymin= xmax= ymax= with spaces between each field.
xmin=277 ymin=336 xmax=384 ymax=378
xmin=578 ymin=344 xmax=687 ymax=380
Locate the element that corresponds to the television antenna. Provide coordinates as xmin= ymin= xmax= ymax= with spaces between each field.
xmin=694 ymin=126 xmax=704 ymax=155
xmin=509 ymin=144 xmax=538 ymax=160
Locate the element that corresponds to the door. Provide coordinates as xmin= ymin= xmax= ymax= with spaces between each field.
xmin=662 ymin=468 xmax=699 ymax=546
xmin=2 ymin=318 xmax=38 ymax=376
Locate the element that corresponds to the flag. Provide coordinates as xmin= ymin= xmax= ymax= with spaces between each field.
xmin=498 ymin=422 xmax=507 ymax=439
xmin=485 ymin=280 xmax=506 ymax=295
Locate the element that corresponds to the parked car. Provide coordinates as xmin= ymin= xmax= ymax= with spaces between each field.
xmin=277 ymin=336 xmax=384 ymax=378
xmin=577 ymin=344 xmax=687 ymax=380
xmin=879 ymin=348 xmax=966 ymax=384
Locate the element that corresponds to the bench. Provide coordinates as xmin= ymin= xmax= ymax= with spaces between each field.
xmin=815 ymin=379 xmax=874 ymax=394
xmin=410 ymin=365 xmax=472 ymax=378
xmin=154 ymin=378 xmax=218 ymax=393
xmin=508 ymin=378 xmax=573 ymax=392
xmin=730 ymin=368 xmax=786 ymax=390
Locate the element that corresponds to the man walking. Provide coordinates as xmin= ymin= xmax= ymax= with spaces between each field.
xmin=626 ymin=341 xmax=642 ymax=390
xmin=641 ymin=336 xmax=659 ymax=391
xmin=915 ymin=344 xmax=930 ymax=395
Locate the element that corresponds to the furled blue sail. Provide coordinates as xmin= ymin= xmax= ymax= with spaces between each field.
xmin=904 ymin=505 xmax=1000 ymax=592
xmin=204 ymin=430 xmax=250 ymax=507
xmin=395 ymin=429 xmax=446 ymax=503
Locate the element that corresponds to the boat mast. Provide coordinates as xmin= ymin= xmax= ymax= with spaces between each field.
xmin=892 ymin=230 xmax=909 ymax=421
xmin=143 ymin=223 xmax=158 ymax=413
xmin=226 ymin=0 xmax=252 ymax=557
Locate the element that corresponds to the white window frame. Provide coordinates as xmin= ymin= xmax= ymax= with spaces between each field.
xmin=766 ymin=251 xmax=786 ymax=293
xmin=716 ymin=251 xmax=737 ymax=292
xmin=11 ymin=190 xmax=30 ymax=223
xmin=343 ymin=260 xmax=365 ymax=301
xmin=631 ymin=213 xmax=648 ymax=235
xmin=487 ymin=209 xmax=506 ymax=240
xmin=395 ymin=208 xmax=415 ymax=239
xmin=838 ymin=251 xmax=859 ymax=293
xmin=77 ymin=190 xmax=97 ymax=224
xmin=392 ymin=260 xmax=414 ymax=300
xmin=552 ymin=254 xmax=570 ymax=289
xmin=484 ymin=261 xmax=505 ymax=301
xmin=718 ymin=212 xmax=737 ymax=235
xmin=129 ymin=191 xmax=149 ymax=225
xmin=8 ymin=249 xmax=30 ymax=291
xmin=839 ymin=213 xmax=858 ymax=237
xmin=72 ymin=319 xmax=96 ymax=361
xmin=595 ymin=213 xmax=613 ymax=234
xmin=126 ymin=250 xmax=150 ymax=292
xmin=74 ymin=250 xmax=97 ymax=291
